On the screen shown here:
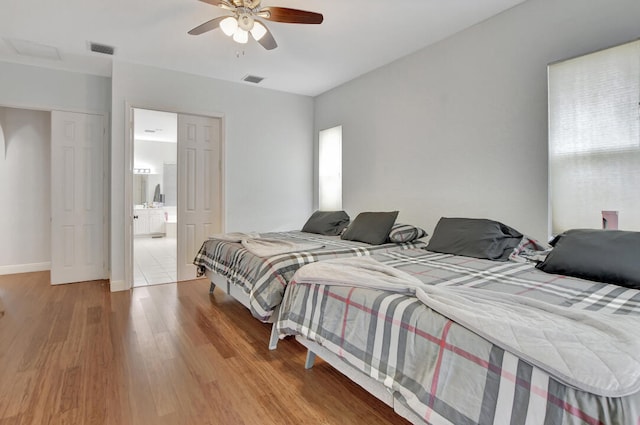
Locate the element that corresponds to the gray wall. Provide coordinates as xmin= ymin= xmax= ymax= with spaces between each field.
xmin=0 ymin=107 xmax=51 ymax=270
xmin=0 ymin=62 xmax=111 ymax=274
xmin=0 ymin=60 xmax=314 ymax=286
xmin=313 ymin=0 xmax=640 ymax=241
xmin=0 ymin=61 xmax=112 ymax=114
xmin=110 ymin=61 xmax=314 ymax=286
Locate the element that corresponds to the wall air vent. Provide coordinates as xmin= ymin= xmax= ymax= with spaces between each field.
xmin=242 ymin=75 xmax=264 ymax=84
xmin=89 ymin=42 xmax=115 ymax=55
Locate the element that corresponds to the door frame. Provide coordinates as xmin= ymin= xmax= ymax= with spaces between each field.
xmin=0 ymin=102 xmax=109 ymax=279
xmin=124 ymin=103 xmax=226 ymax=290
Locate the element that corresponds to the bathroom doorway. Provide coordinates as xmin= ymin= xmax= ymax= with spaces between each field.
xmin=132 ymin=108 xmax=178 ymax=286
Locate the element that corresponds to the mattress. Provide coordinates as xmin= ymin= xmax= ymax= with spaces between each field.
xmin=193 ymin=231 xmax=426 ymax=321
xmin=277 ymin=248 xmax=640 ymax=424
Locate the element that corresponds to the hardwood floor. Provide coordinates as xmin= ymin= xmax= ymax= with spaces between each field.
xmin=0 ymin=272 xmax=409 ymax=425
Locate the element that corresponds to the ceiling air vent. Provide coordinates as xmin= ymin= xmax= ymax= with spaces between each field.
xmin=7 ymin=39 xmax=60 ymax=60
xmin=89 ymin=42 xmax=115 ymax=56
xmin=242 ymin=75 xmax=264 ymax=84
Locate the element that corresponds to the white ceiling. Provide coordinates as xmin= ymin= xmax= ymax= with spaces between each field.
xmin=0 ymin=0 xmax=526 ymax=97
xmin=134 ymin=108 xmax=178 ymax=143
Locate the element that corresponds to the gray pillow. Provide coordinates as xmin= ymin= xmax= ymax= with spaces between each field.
xmin=536 ymin=229 xmax=640 ymax=289
xmin=426 ymin=217 xmax=523 ymax=261
xmin=388 ymin=223 xmax=428 ymax=243
xmin=341 ymin=211 xmax=399 ymax=245
xmin=301 ymin=210 xmax=350 ymax=236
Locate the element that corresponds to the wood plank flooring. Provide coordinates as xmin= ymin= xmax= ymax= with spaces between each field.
xmin=0 ymin=272 xmax=409 ymax=425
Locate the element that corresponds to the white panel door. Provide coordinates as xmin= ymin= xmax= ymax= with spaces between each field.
xmin=177 ymin=114 xmax=222 ymax=281
xmin=51 ymin=111 xmax=105 ymax=284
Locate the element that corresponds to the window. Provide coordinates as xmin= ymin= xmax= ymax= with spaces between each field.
xmin=318 ymin=126 xmax=342 ymax=211
xmin=548 ymin=40 xmax=640 ymax=234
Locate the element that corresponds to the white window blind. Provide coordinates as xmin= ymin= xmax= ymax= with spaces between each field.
xmin=318 ymin=126 xmax=342 ymax=211
xmin=548 ymin=40 xmax=640 ymax=234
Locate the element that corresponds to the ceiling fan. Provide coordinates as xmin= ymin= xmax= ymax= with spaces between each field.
xmin=188 ymin=0 xmax=323 ymax=50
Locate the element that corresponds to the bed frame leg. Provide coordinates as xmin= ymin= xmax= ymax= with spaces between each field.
xmin=268 ymin=323 xmax=279 ymax=350
xmin=304 ymin=350 xmax=316 ymax=369
xmin=209 ymin=282 xmax=216 ymax=294
xmin=267 ymin=305 xmax=281 ymax=351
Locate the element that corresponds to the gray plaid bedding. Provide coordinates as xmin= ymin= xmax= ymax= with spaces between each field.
xmin=192 ymin=231 xmax=426 ymax=321
xmin=277 ymin=248 xmax=640 ymax=425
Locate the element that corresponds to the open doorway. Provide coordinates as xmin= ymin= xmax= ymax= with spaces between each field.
xmin=0 ymin=106 xmax=108 ymax=282
xmin=127 ymin=106 xmax=224 ymax=288
xmin=132 ymin=108 xmax=177 ymax=286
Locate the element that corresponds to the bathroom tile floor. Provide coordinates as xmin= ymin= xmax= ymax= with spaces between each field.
xmin=133 ymin=236 xmax=177 ymax=287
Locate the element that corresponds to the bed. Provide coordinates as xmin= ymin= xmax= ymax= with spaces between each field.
xmin=193 ymin=212 xmax=428 ymax=349
xmin=276 ymin=220 xmax=640 ymax=424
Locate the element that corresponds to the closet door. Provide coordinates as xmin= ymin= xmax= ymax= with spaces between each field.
xmin=177 ymin=114 xmax=222 ymax=281
xmin=51 ymin=111 xmax=106 ymax=284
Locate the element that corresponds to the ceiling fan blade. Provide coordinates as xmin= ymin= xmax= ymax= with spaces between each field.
xmin=255 ymin=22 xmax=277 ymax=50
xmin=188 ymin=16 xmax=226 ymax=35
xmin=200 ymin=0 xmax=229 ymax=6
xmin=261 ymin=7 xmax=323 ymax=24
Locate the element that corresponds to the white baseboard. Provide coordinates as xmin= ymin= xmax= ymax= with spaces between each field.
xmin=0 ymin=262 xmax=51 ymax=275
xmin=109 ymin=280 xmax=128 ymax=292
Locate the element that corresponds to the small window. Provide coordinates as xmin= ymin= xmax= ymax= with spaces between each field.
xmin=318 ymin=126 xmax=342 ymax=211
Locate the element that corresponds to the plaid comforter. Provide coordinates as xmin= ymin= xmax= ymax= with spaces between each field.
xmin=192 ymin=231 xmax=426 ymax=321
xmin=277 ymin=248 xmax=640 ymax=425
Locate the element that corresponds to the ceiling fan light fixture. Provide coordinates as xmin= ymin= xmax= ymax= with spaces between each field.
xmin=238 ymin=14 xmax=255 ymax=31
xmin=220 ymin=16 xmax=238 ymax=36
xmin=189 ymin=0 xmax=323 ymax=51
xmin=250 ymin=21 xmax=267 ymax=41
xmin=233 ymin=28 xmax=249 ymax=44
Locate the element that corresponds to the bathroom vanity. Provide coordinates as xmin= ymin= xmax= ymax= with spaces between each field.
xmin=133 ymin=208 xmax=166 ymax=236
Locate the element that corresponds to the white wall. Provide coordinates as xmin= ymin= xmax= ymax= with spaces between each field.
xmin=0 ymin=61 xmax=313 ymax=285
xmin=0 ymin=107 xmax=51 ymax=270
xmin=0 ymin=61 xmax=111 ymax=113
xmin=0 ymin=62 xmax=111 ymax=274
xmin=111 ymin=61 xmax=314 ymax=285
xmin=313 ymin=0 xmax=640 ymax=242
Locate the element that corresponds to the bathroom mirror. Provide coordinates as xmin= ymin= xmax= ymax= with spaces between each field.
xmin=133 ymin=174 xmax=148 ymax=205
xmin=163 ymin=163 xmax=177 ymax=206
